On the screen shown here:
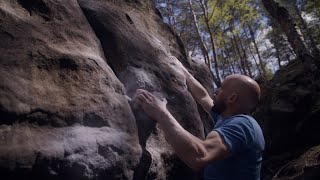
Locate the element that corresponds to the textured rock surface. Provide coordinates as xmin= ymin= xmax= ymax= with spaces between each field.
xmin=0 ymin=0 xmax=213 ymax=179
xmin=254 ymin=59 xmax=320 ymax=180
xmin=254 ymin=60 xmax=320 ymax=154
xmin=272 ymin=145 xmax=320 ymax=180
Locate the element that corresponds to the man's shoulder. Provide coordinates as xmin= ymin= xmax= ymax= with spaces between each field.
xmin=231 ymin=114 xmax=254 ymax=121
xmin=223 ymin=114 xmax=261 ymax=138
xmin=228 ymin=114 xmax=265 ymax=150
xmin=228 ymin=114 xmax=261 ymax=128
xmin=213 ymin=114 xmax=263 ymax=155
xmin=226 ymin=114 xmax=254 ymax=126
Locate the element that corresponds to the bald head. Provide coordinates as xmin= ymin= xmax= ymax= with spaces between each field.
xmin=222 ymin=74 xmax=261 ymax=112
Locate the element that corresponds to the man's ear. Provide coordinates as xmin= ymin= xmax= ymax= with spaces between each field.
xmin=228 ymin=92 xmax=238 ymax=103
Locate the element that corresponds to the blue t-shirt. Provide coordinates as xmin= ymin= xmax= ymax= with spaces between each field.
xmin=204 ymin=111 xmax=265 ymax=180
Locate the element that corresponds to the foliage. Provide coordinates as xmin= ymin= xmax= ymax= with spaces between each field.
xmin=155 ymin=0 xmax=319 ymax=82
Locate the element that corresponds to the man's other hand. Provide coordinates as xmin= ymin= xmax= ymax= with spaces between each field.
xmin=173 ymin=57 xmax=191 ymax=77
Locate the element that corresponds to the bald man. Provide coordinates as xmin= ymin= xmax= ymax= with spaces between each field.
xmin=133 ymin=69 xmax=265 ymax=180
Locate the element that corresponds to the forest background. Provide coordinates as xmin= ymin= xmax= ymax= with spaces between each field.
xmin=154 ymin=0 xmax=320 ymax=87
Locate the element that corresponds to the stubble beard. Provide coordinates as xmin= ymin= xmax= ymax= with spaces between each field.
xmin=212 ymin=98 xmax=227 ymax=115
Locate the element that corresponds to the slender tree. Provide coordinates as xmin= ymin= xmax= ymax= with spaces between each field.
xmin=247 ymin=25 xmax=267 ymax=77
xmin=237 ymin=33 xmax=253 ymax=77
xmin=198 ymin=0 xmax=222 ymax=86
xmin=188 ymin=0 xmax=221 ymax=86
xmin=262 ymin=0 xmax=311 ymax=59
xmin=278 ymin=0 xmax=319 ymax=57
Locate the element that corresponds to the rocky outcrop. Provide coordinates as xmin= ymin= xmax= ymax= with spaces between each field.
xmin=272 ymin=145 xmax=320 ymax=180
xmin=255 ymin=59 xmax=320 ymax=154
xmin=0 ymin=0 xmax=213 ymax=179
xmin=254 ymin=59 xmax=320 ymax=179
xmin=258 ymin=2 xmax=320 ymax=179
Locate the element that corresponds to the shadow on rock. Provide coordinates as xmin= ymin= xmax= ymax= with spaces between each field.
xmin=128 ymin=101 xmax=156 ymax=179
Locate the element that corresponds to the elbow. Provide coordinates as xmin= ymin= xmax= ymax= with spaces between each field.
xmin=187 ymin=158 xmax=207 ymax=172
xmin=186 ymin=144 xmax=211 ymax=171
xmin=189 ymin=165 xmax=202 ymax=172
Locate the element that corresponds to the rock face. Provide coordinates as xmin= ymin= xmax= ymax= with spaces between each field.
xmin=259 ymin=1 xmax=320 ymax=179
xmin=0 ymin=0 xmax=213 ymax=179
xmin=272 ymin=145 xmax=320 ymax=180
xmin=254 ymin=59 xmax=320 ymax=179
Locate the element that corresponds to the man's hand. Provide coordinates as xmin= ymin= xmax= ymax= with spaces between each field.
xmin=132 ymin=89 xmax=228 ymax=171
xmin=132 ymin=89 xmax=168 ymax=122
xmin=171 ymin=57 xmax=213 ymax=113
xmin=172 ymin=57 xmax=191 ymax=78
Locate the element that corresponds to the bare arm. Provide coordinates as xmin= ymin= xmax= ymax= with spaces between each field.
xmin=159 ymin=109 xmax=230 ymax=171
xmin=185 ymin=73 xmax=213 ymax=113
xmin=182 ymin=68 xmax=213 ymax=114
xmin=133 ymin=89 xmax=230 ymax=171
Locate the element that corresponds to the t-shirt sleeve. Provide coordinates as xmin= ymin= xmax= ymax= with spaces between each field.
xmin=214 ymin=116 xmax=255 ymax=155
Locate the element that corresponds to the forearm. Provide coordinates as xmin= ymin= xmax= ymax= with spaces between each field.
xmin=177 ymin=61 xmax=212 ymax=107
xmin=185 ymin=73 xmax=213 ymax=113
xmin=186 ymin=74 xmax=209 ymax=102
xmin=158 ymin=110 xmax=207 ymax=171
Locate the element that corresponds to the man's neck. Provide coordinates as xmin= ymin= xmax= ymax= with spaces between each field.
xmin=221 ymin=109 xmax=248 ymax=119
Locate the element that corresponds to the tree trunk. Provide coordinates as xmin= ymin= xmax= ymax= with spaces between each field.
xmin=292 ymin=5 xmax=320 ymax=57
xmin=230 ymin=58 xmax=236 ymax=74
xmin=229 ymin=37 xmax=244 ymax=74
xmin=223 ymin=41 xmax=236 ymax=75
xmin=261 ymin=0 xmax=312 ymax=60
xmin=221 ymin=52 xmax=226 ymax=78
xmin=188 ymin=0 xmax=221 ymax=87
xmin=199 ymin=0 xmax=222 ymax=87
xmin=275 ymin=44 xmax=282 ymax=69
xmin=286 ymin=54 xmax=291 ymax=63
xmin=167 ymin=0 xmax=177 ymax=32
xmin=248 ymin=42 xmax=262 ymax=77
xmin=228 ymin=57 xmax=236 ymax=74
xmin=232 ymin=35 xmax=247 ymax=75
xmin=248 ymin=25 xmax=266 ymax=77
xmin=188 ymin=0 xmax=209 ymax=66
xmin=245 ymin=30 xmax=260 ymax=72
xmin=237 ymin=34 xmax=253 ymax=78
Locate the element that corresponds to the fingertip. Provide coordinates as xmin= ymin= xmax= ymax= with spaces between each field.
xmin=133 ymin=97 xmax=142 ymax=105
xmin=137 ymin=89 xmax=146 ymax=95
xmin=163 ymin=98 xmax=168 ymax=104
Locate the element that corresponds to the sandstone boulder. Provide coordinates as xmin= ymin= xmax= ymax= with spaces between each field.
xmin=0 ymin=0 xmax=213 ymax=179
xmin=254 ymin=60 xmax=320 ymax=179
